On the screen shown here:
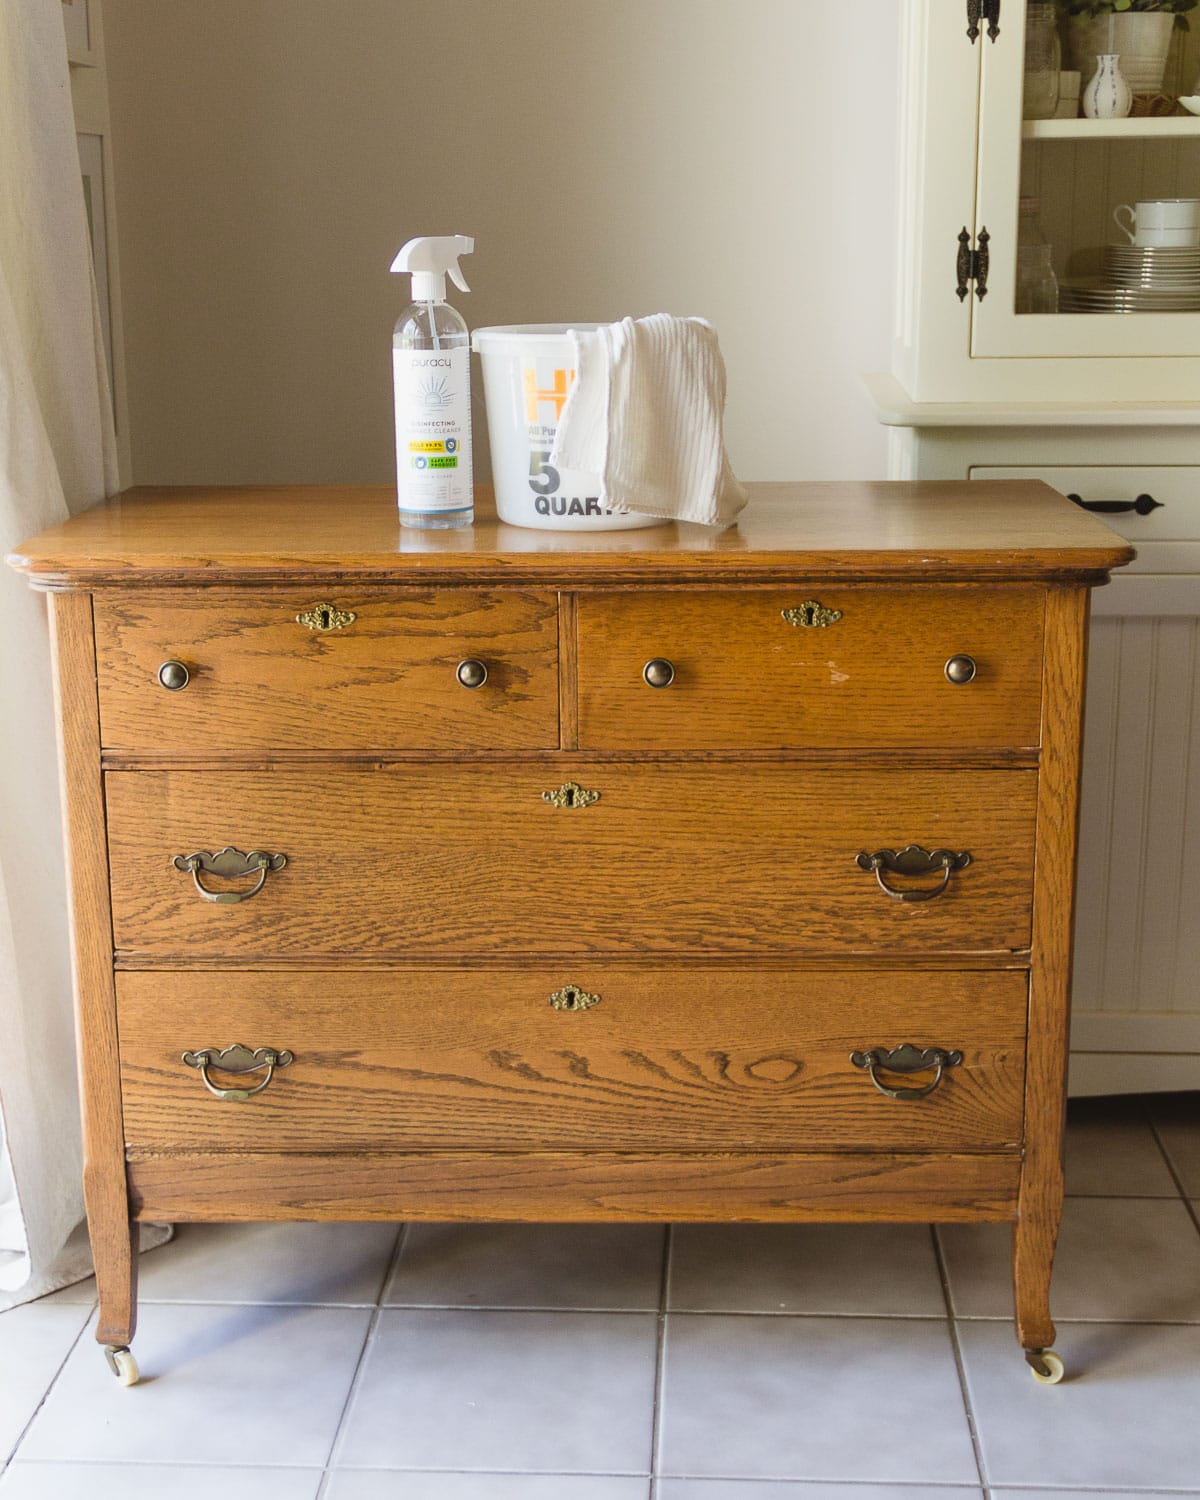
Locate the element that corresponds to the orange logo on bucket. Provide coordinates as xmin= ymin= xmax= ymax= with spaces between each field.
xmin=523 ymin=366 xmax=574 ymax=424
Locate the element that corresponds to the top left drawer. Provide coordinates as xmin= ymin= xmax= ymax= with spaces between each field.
xmin=93 ymin=589 xmax=560 ymax=752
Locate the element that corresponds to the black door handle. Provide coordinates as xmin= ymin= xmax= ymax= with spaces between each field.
xmin=1067 ymin=492 xmax=1162 ymax=517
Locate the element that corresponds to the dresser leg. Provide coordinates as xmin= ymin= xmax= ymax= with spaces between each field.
xmin=1012 ymin=1198 xmax=1059 ymax=1356
xmin=88 ymin=1195 xmax=139 ymax=1352
xmin=47 ymin=593 xmax=141 ymax=1378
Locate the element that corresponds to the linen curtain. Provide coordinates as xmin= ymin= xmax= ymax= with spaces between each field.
xmin=0 ymin=0 xmax=164 ymax=1308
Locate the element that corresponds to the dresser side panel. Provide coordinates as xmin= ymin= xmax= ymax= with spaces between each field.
xmin=48 ymin=590 xmax=136 ymax=1346
xmin=1015 ymin=584 xmax=1090 ymax=1350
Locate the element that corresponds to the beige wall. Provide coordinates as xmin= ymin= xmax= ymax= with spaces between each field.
xmin=103 ymin=0 xmax=898 ymax=486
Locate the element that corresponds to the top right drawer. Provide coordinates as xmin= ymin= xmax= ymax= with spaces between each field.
xmin=576 ymin=587 xmax=1044 ymax=751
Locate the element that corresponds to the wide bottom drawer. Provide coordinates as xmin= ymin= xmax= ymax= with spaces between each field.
xmin=118 ymin=967 xmax=1028 ymax=1153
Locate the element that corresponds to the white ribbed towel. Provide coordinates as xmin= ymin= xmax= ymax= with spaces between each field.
xmin=548 ymin=313 xmax=746 ymax=527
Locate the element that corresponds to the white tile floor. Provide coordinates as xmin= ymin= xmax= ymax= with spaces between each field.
xmin=1 ymin=1093 xmax=1199 ymax=1499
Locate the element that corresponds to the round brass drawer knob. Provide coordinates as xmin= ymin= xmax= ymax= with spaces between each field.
xmin=944 ymin=654 xmax=977 ymax=685
xmin=157 ymin=660 xmax=190 ymax=692
xmin=456 ymin=658 xmax=488 ymax=689
xmin=643 ymin=658 xmax=676 ymax=689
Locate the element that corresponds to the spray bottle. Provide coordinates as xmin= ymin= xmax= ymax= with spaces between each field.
xmin=390 ymin=235 xmax=475 ymax=528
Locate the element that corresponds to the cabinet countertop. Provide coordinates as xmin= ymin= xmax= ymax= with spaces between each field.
xmin=6 ymin=480 xmax=1133 ymax=589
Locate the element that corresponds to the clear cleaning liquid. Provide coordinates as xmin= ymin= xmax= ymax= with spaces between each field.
xmin=393 ymin=300 xmax=473 ymax=529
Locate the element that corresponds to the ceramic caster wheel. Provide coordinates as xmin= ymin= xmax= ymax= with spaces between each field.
xmin=104 ymin=1345 xmax=140 ymax=1386
xmin=1026 ymin=1349 xmax=1065 ymax=1385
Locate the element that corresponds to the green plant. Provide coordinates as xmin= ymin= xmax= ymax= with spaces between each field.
xmin=1058 ymin=0 xmax=1197 ymax=26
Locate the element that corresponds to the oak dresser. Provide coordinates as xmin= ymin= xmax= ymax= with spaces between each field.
xmin=8 ymin=480 xmax=1132 ymax=1387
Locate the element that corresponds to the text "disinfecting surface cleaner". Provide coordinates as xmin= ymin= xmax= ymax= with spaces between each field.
xmin=390 ymin=234 xmax=475 ymax=528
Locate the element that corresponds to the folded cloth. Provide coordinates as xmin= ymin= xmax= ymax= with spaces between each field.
xmin=548 ymin=313 xmax=746 ymax=527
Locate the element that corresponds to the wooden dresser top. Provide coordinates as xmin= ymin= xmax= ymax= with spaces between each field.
xmin=7 ymin=480 xmax=1133 ymax=589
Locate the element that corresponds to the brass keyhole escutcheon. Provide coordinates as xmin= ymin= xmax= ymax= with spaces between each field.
xmin=781 ymin=601 xmax=843 ymax=629
xmin=549 ymin=985 xmax=600 ymax=1012
xmin=296 ymin=602 xmax=357 ymax=632
xmin=542 ymin=781 xmax=600 ymax=810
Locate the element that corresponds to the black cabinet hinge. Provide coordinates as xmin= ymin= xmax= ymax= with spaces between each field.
xmin=956 ymin=227 xmax=990 ymax=301
xmin=967 ymin=0 xmax=1001 ymax=42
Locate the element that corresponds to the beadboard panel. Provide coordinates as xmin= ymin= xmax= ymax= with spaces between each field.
xmin=1073 ymin=614 xmax=1200 ymax=1020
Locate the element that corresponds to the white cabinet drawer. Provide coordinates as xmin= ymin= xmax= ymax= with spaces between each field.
xmin=971 ymin=466 xmax=1200 ymax=573
xmin=971 ymin=465 xmax=1200 ymax=614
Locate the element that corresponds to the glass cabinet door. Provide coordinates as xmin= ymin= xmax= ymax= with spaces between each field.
xmin=969 ymin=0 xmax=1200 ymax=358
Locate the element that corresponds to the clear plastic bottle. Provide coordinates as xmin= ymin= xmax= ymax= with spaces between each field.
xmin=1018 ymin=196 xmax=1048 ymax=250
xmin=1023 ymin=2 xmax=1061 ymax=120
xmin=390 ymin=235 xmax=474 ymax=529
xmin=1016 ymin=244 xmax=1059 ymax=314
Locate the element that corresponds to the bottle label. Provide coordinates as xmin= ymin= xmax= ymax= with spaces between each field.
xmin=393 ymin=347 xmax=473 ymax=512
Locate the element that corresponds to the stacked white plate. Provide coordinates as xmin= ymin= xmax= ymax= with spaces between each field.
xmin=1104 ymin=244 xmax=1200 ymax=288
xmin=1061 ymin=246 xmax=1200 ymax=313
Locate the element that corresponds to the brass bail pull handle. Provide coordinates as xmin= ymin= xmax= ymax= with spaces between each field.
xmin=173 ymin=847 xmax=287 ymax=904
xmin=856 ymin=845 xmax=971 ymax=903
xmin=851 ymin=1044 xmax=963 ymax=1101
xmin=182 ymin=1044 xmax=294 ymax=1102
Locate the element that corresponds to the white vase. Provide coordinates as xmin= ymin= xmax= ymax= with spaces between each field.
xmin=1083 ymin=53 xmax=1134 ymax=118
xmin=1067 ymin=13 xmax=1175 ymax=94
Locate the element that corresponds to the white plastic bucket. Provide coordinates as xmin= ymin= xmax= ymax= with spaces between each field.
xmin=471 ymin=324 xmax=657 ymax=531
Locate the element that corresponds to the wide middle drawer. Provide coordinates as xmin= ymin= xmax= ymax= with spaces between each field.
xmin=94 ymin=588 xmax=560 ymax=751
xmin=117 ymin=967 xmax=1028 ymax=1153
xmin=106 ymin=765 xmax=1037 ymax=958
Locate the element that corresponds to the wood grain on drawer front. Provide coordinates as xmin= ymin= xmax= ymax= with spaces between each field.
xmin=576 ymin=588 xmax=1044 ymax=749
xmin=94 ymin=589 xmax=559 ymax=751
xmin=117 ymin=968 xmax=1027 ymax=1153
xmin=127 ymin=1151 xmax=1022 ymax=1224
xmin=106 ymin=765 xmax=1037 ymax=958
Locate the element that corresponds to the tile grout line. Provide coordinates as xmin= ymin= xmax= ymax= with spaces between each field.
xmin=652 ymin=1474 xmax=992 ymax=1491
xmin=986 ymin=1490 xmax=1200 ymax=1497
xmin=4 ymin=1306 xmax=95 ymax=1466
xmin=1143 ymin=1095 xmax=1200 ymax=1239
xmin=316 ymin=1221 xmax=409 ymax=1490
xmin=372 ymin=1222 xmax=409 ymax=1307
xmin=930 ymin=1223 xmax=990 ymax=1496
xmin=1136 ymin=1089 xmax=1186 ymax=1201
xmin=647 ymin=1222 xmax=672 ymax=1495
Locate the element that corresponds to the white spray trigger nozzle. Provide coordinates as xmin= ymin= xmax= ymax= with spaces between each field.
xmin=390 ymin=235 xmax=474 ymax=304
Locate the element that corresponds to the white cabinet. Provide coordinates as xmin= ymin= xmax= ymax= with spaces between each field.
xmin=873 ymin=0 xmax=1200 ymax=1094
xmin=894 ymin=0 xmax=1200 ymax=399
xmin=876 ymin=425 xmax=1200 ymax=1097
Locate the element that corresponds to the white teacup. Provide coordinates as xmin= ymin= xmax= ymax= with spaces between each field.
xmin=1113 ymin=199 xmax=1200 ymax=248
